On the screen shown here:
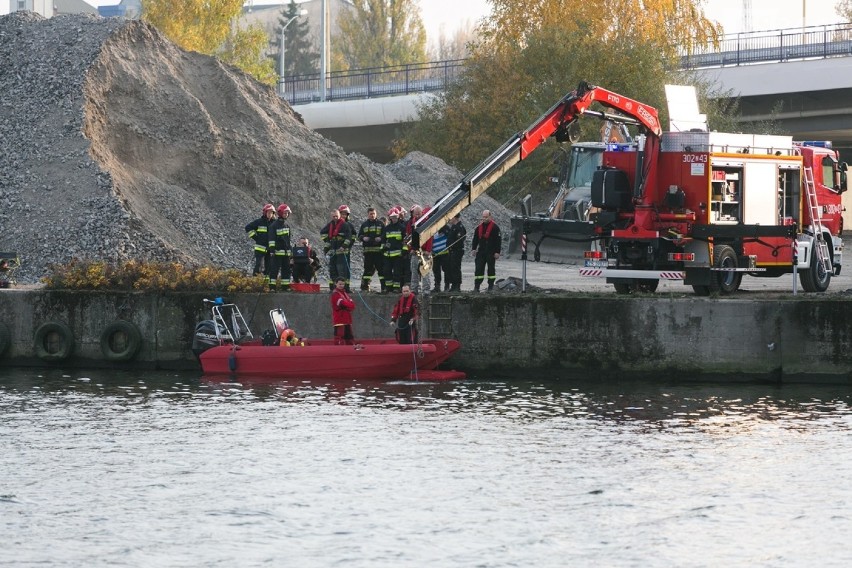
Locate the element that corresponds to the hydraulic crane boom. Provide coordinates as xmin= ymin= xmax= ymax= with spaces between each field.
xmin=412 ymin=82 xmax=661 ymax=244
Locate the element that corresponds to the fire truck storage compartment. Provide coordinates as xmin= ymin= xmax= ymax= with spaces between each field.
xmin=742 ymin=161 xmax=779 ymax=226
xmin=710 ymin=166 xmax=742 ymax=223
xmin=591 ymin=168 xmax=631 ymax=209
xmin=778 ymin=165 xmax=801 ymax=224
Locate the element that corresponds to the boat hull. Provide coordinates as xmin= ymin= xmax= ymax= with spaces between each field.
xmin=199 ymin=338 xmax=462 ymax=380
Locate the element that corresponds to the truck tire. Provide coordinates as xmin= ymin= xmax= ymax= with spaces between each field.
xmin=709 ymin=245 xmax=741 ymax=295
xmin=692 ymin=285 xmax=710 ymax=296
xmin=800 ymin=241 xmax=832 ymax=292
xmin=613 ymin=279 xmax=659 ymax=294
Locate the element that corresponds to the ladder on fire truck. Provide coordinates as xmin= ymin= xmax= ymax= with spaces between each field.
xmin=803 ymin=167 xmax=832 ymax=272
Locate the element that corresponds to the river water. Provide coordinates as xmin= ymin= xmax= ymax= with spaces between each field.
xmin=2 ymin=368 xmax=851 ymax=567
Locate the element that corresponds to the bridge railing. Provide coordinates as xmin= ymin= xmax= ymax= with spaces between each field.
xmin=281 ymin=59 xmax=467 ymax=105
xmin=682 ymin=22 xmax=852 ymax=67
xmin=283 ymin=23 xmax=852 ymax=105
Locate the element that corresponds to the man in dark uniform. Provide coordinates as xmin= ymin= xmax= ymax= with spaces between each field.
xmin=292 ymin=236 xmax=320 ymax=283
xmin=471 ymin=209 xmax=501 ymax=292
xmin=320 ymin=209 xmax=354 ymax=290
xmin=381 ymin=208 xmax=405 ymax=294
xmin=268 ymin=203 xmax=293 ymax=291
xmin=358 ymin=207 xmax=385 ymax=292
xmin=446 ymin=213 xmax=466 ymax=292
xmin=245 ymin=204 xmax=275 ymax=285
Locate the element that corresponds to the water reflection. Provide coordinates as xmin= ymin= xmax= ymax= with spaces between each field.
xmin=2 ymin=368 xmax=850 ymax=428
xmin=3 ymin=367 xmax=852 ymax=566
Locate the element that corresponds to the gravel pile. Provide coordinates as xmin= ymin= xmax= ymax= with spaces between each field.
xmin=0 ymin=12 xmax=512 ymax=284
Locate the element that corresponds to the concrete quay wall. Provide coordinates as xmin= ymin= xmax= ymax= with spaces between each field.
xmin=0 ymin=289 xmax=850 ymax=382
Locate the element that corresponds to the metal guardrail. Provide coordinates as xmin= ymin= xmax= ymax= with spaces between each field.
xmin=283 ymin=23 xmax=852 ymax=105
xmin=280 ymin=59 xmax=466 ymax=105
xmin=682 ymin=22 xmax=852 ymax=68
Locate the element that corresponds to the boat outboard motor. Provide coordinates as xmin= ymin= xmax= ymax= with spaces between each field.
xmin=192 ymin=319 xmax=228 ymax=359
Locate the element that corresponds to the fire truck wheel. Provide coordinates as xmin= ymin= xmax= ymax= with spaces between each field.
xmin=710 ymin=245 xmax=741 ymax=295
xmin=800 ymin=244 xmax=832 ymax=293
xmin=634 ymin=279 xmax=659 ymax=293
xmin=692 ymin=285 xmax=710 ymax=296
xmin=613 ymin=282 xmax=632 ymax=294
xmin=613 ymin=280 xmax=659 ymax=294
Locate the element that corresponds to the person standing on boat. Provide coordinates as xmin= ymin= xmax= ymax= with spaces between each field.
xmin=390 ymin=284 xmax=420 ymax=344
xmin=245 ymin=203 xmax=276 ymax=283
xmin=471 ymin=209 xmax=501 ymax=292
xmin=358 ymin=207 xmax=385 ymax=292
xmin=331 ymin=277 xmax=355 ymax=345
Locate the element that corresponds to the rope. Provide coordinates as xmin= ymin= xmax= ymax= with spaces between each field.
xmin=342 ymin=251 xmax=392 ymax=325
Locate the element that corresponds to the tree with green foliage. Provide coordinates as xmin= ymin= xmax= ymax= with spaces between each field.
xmin=141 ymin=0 xmax=276 ymax=86
xmin=333 ymin=0 xmax=427 ymax=69
xmin=270 ymin=0 xmax=320 ymax=76
xmin=398 ymin=0 xmax=724 ymax=207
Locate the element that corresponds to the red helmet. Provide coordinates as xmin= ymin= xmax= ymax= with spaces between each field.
xmin=388 ymin=207 xmax=399 ymax=217
xmin=262 ymin=203 xmax=275 ymax=215
xmin=277 ymin=204 xmax=291 ymax=216
xmin=338 ymin=204 xmax=350 ymax=214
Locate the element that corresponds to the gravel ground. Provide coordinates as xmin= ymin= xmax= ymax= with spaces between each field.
xmin=0 ymin=12 xmax=512 ymax=284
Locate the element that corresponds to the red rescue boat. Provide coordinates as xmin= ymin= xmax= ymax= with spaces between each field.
xmin=192 ymin=299 xmax=465 ymax=381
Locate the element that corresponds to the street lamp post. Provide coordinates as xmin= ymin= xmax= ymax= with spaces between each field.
xmin=279 ymin=9 xmax=307 ymax=96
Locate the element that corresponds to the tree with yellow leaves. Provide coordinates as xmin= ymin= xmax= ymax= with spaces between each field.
xmin=398 ymin=0 xmax=724 ymax=207
xmin=141 ymin=0 xmax=276 ymax=86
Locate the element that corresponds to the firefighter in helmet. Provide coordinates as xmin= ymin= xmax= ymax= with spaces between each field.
xmin=268 ymin=203 xmax=293 ymax=291
xmin=245 ymin=203 xmax=275 ymax=283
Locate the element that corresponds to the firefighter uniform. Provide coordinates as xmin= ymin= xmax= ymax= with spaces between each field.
xmin=358 ymin=213 xmax=385 ymax=291
xmin=472 ymin=214 xmax=502 ymax=292
xmin=320 ymin=213 xmax=355 ymax=290
xmin=382 ymin=210 xmax=405 ymax=293
xmin=446 ymin=215 xmax=466 ymax=291
xmin=268 ymin=204 xmax=293 ymax=291
xmin=245 ymin=204 xmax=275 ymax=283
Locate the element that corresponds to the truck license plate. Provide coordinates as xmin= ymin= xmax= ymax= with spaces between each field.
xmin=584 ymin=259 xmax=608 ymax=268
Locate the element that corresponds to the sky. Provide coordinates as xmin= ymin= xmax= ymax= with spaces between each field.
xmin=0 ymin=1 xmax=845 ymax=37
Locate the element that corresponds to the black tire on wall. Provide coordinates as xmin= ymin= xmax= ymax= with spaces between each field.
xmin=34 ymin=322 xmax=75 ymax=362
xmin=0 ymin=322 xmax=10 ymax=357
xmin=99 ymin=320 xmax=143 ymax=362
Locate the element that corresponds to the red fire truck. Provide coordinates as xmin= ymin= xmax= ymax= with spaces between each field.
xmin=413 ymin=82 xmax=847 ymax=294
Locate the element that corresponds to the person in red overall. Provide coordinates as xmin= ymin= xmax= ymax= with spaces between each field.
xmin=330 ymin=277 xmax=355 ymax=345
xmin=390 ymin=284 xmax=420 ymax=344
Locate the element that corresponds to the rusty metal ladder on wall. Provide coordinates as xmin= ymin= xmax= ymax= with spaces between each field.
xmin=803 ymin=167 xmax=832 ymax=273
xmin=425 ymin=296 xmax=454 ymax=338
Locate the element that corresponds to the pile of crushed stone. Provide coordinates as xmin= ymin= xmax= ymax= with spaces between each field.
xmin=0 ymin=12 xmax=512 ymax=284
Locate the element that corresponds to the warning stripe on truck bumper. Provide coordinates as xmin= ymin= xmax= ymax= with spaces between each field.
xmin=579 ymin=269 xmax=685 ymax=280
